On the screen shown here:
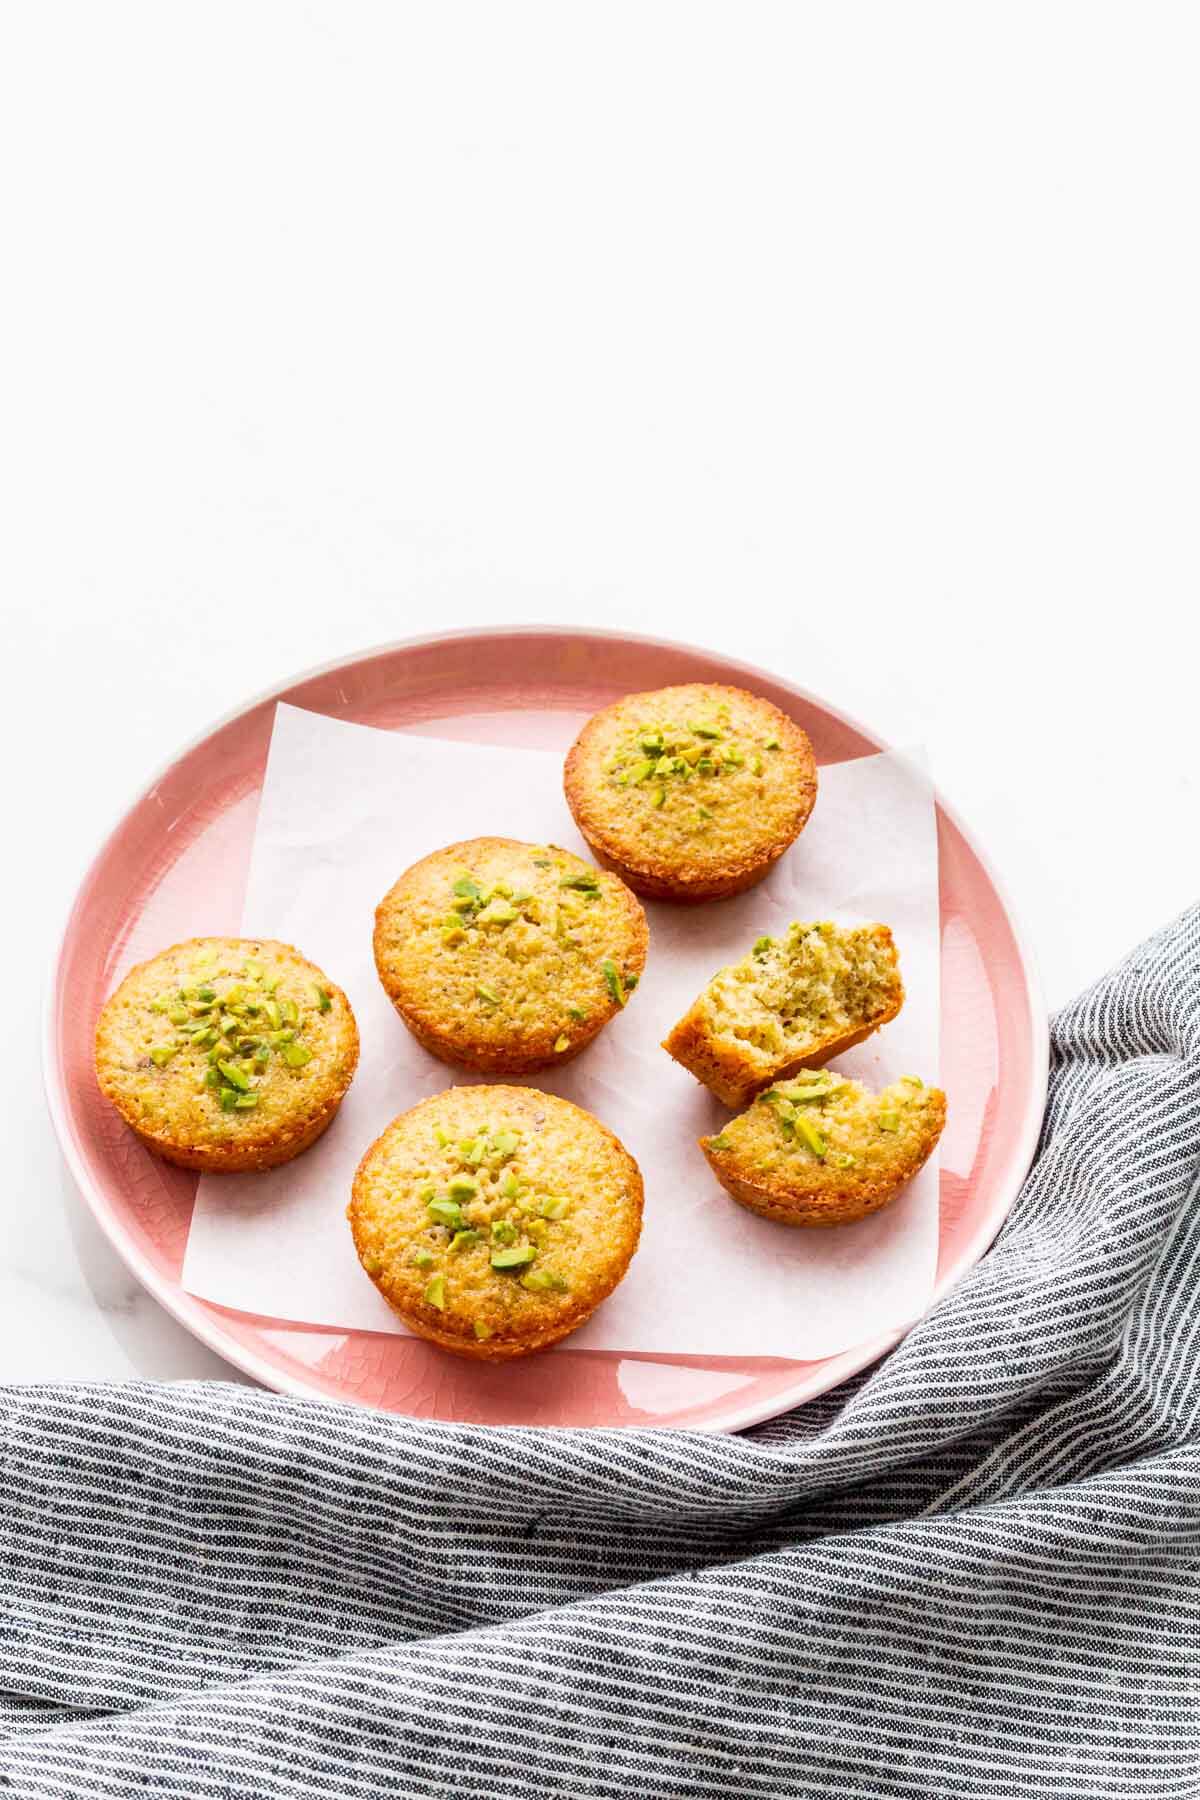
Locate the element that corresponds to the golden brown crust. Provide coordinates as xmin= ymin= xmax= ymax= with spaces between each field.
xmin=703 ymin=1083 xmax=946 ymax=1227
xmin=373 ymin=838 xmax=648 ymax=1074
xmin=563 ymin=683 xmax=817 ymax=902
xmin=95 ymin=935 xmax=359 ymax=1174
xmin=348 ymin=1085 xmax=643 ymax=1360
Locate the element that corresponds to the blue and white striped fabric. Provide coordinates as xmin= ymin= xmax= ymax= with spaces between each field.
xmin=5 ymin=906 xmax=1200 ymax=1798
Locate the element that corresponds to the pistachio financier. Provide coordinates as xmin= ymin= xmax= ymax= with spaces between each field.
xmin=665 ymin=920 xmax=904 ymax=1108
xmin=349 ymin=1085 xmax=644 ymax=1359
xmin=701 ymin=1066 xmax=945 ymax=1227
xmin=563 ymin=682 xmax=817 ymax=901
xmin=373 ymin=837 xmax=647 ymax=1074
xmin=94 ymin=936 xmax=359 ymax=1171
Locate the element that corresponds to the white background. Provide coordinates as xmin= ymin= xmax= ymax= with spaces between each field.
xmin=1 ymin=2 xmax=1196 ymax=1384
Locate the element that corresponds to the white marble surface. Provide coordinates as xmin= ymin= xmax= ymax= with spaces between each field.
xmin=5 ymin=2 xmax=1199 ymax=1385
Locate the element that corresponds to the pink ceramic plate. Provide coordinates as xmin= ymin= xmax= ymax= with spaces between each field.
xmin=44 ymin=628 xmax=1047 ymax=1431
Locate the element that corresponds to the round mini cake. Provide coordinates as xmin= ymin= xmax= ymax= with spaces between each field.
xmin=349 ymin=1085 xmax=644 ymax=1360
xmin=563 ymin=682 xmax=818 ymax=901
xmin=373 ymin=837 xmax=648 ymax=1074
xmin=701 ymin=1067 xmax=946 ymax=1227
xmin=94 ymin=936 xmax=359 ymax=1172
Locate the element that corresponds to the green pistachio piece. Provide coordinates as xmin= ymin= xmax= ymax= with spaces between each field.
xmin=441 ymin=925 xmax=467 ymax=947
xmin=281 ymin=1043 xmax=313 ymax=1068
xmin=218 ymin=1087 xmax=240 ymax=1111
xmin=508 ymin=890 xmax=533 ymax=907
xmin=203 ymin=1067 xmax=222 ymax=1090
xmin=902 ymin=1075 xmax=924 ymax=1089
xmin=491 ymin=1130 xmax=520 ymax=1158
xmin=447 ymin=1175 xmax=478 ymax=1201
xmin=217 ymin=1059 xmax=250 ymax=1092
xmin=412 ymin=1248 xmax=435 ymax=1269
xmin=423 ymin=1275 xmax=446 ymax=1310
xmin=453 ymin=876 xmax=483 ymax=904
xmin=473 ymin=1320 xmax=494 ymax=1340
xmin=554 ymin=1034 xmax=570 ymax=1053
xmin=260 ymin=973 xmax=279 ymax=995
xmin=696 ymin=757 xmax=715 ymax=775
xmin=691 ymin=720 xmax=721 ymax=738
xmin=795 ymin=1116 xmax=827 ymax=1158
xmin=476 ymin=984 xmax=501 ymax=1009
xmin=830 ymin=1152 xmax=857 ymax=1169
xmin=234 ymin=1092 xmax=260 ymax=1109
xmin=434 ymin=1127 xmax=450 ymax=1147
xmin=566 ymin=1005 xmax=588 ymax=1022
xmin=627 ymin=759 xmax=655 ymax=785
xmin=765 ymin=736 xmax=781 ymax=750
xmin=491 ymin=1244 xmax=537 ymax=1271
xmin=602 ymin=959 xmax=626 ymax=1006
xmin=243 ymin=959 xmax=263 ymax=981
xmin=479 ymin=899 xmax=518 ymax=924
xmin=878 ymin=1111 xmax=901 ymax=1132
xmin=640 ymin=732 xmax=664 ymax=754
xmin=195 ymin=986 xmax=217 ymax=1003
xmin=427 ymin=1197 xmax=464 ymax=1229
xmin=450 ymin=1229 xmax=481 ymax=1252
xmin=313 ymin=985 xmax=332 ymax=1013
xmin=491 ymin=1219 xmax=517 ymax=1245
xmin=418 ymin=1184 xmax=436 ymax=1202
xmin=168 ymin=1006 xmax=190 ymax=1027
xmin=532 ymin=856 xmax=551 ymax=868
xmin=361 ymin=1253 xmax=383 ymax=1276
xmin=499 ymin=1172 xmax=521 ymax=1200
xmin=264 ymin=1000 xmax=282 ymax=1030
xmin=538 ymin=1196 xmax=569 ymax=1219
xmin=279 ymin=998 xmax=298 ymax=1026
xmin=560 ymin=873 xmax=600 ymax=892
xmin=148 ymin=1045 xmax=177 ymax=1067
xmin=521 ymin=1269 xmax=568 ymax=1292
xmin=707 ymin=1134 xmax=733 ymax=1151
xmin=652 ymin=787 xmax=667 ymax=808
xmin=463 ymin=1134 xmax=488 ymax=1168
xmin=752 ymin=936 xmax=774 ymax=957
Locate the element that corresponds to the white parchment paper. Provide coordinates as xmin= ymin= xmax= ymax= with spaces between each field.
xmin=182 ymin=704 xmax=940 ymax=1360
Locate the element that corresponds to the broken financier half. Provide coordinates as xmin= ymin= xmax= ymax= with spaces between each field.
xmin=700 ymin=1067 xmax=945 ymax=1228
xmin=663 ymin=920 xmax=904 ymax=1109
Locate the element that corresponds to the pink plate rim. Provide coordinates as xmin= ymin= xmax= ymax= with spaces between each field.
xmin=42 ymin=625 xmax=1050 ymax=1431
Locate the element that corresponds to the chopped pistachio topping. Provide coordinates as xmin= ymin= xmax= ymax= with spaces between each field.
xmin=521 ymin=1270 xmax=568 ymax=1292
xmin=752 ymin=936 xmax=774 ymax=957
xmin=554 ymin=1034 xmax=571 ymax=1053
xmin=491 ymin=1244 xmax=537 ymax=1271
xmin=707 ymin=1134 xmax=732 ymax=1151
xmin=447 ymin=1175 xmax=478 ymax=1201
xmin=492 ymin=1130 xmax=520 ymax=1158
xmin=313 ymin=984 xmax=332 ymax=1013
xmin=830 ymin=1152 xmax=857 ymax=1169
xmin=567 ymin=1005 xmax=588 ymax=1022
xmin=473 ymin=1319 xmax=494 ymax=1340
xmin=412 ymin=1248 xmax=435 ymax=1269
xmin=538 ymin=1196 xmax=569 ymax=1219
xmin=878 ymin=1111 xmax=900 ymax=1132
xmin=423 ymin=1275 xmax=446 ymax=1310
xmin=795 ymin=1116 xmax=827 ymax=1158
xmin=280 ymin=1043 xmax=313 ymax=1068
xmin=476 ymin=984 xmax=501 ymax=1009
xmin=602 ymin=959 xmax=627 ymax=1007
xmin=362 ymin=1253 xmax=383 ymax=1276
xmin=427 ymin=1197 xmax=465 ymax=1229
xmin=491 ymin=1219 xmax=517 ymax=1245
xmin=148 ymin=1045 xmax=177 ymax=1067
xmin=560 ymin=872 xmax=600 ymax=893
xmin=450 ymin=1229 xmax=482 ymax=1252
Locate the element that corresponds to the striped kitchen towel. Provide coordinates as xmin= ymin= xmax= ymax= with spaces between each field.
xmin=3 ymin=904 xmax=1200 ymax=1799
